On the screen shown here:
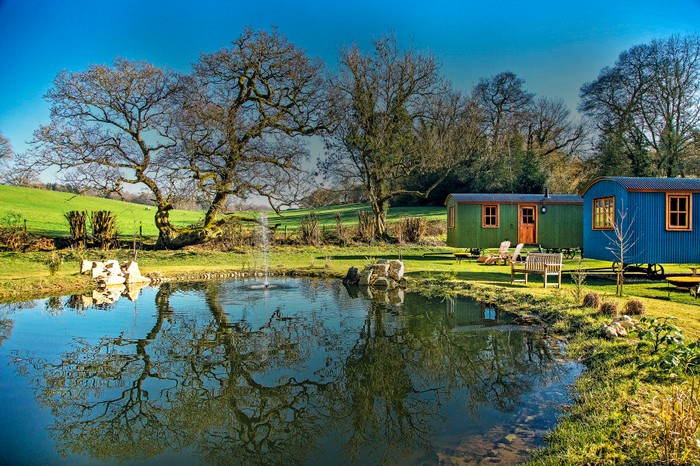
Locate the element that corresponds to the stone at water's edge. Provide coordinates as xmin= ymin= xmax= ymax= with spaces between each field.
xmin=351 ymin=260 xmax=405 ymax=291
xmin=359 ymin=269 xmax=373 ymax=286
xmin=81 ymin=260 xmax=151 ymax=287
xmin=80 ymin=260 xmax=93 ymax=274
xmin=122 ymin=261 xmax=151 ymax=284
xmin=388 ymin=260 xmax=404 ymax=281
xmin=342 ymin=266 xmax=360 ymax=286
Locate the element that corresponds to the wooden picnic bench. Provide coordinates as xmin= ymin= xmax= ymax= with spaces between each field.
xmin=510 ymin=252 xmax=563 ymax=288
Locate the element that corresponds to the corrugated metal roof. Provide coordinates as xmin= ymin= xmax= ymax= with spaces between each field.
xmin=447 ymin=193 xmax=583 ymax=205
xmin=582 ymin=177 xmax=700 ymax=195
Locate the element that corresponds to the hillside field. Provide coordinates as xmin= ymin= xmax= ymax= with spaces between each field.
xmin=0 ymin=185 xmax=446 ymax=238
xmin=0 ymin=185 xmax=204 ymax=237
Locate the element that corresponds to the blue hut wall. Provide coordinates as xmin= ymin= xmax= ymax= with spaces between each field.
xmin=583 ymin=180 xmax=700 ymax=264
xmin=583 ymin=180 xmax=629 ymax=262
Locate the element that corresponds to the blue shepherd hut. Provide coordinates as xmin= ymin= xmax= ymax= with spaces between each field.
xmin=581 ymin=177 xmax=700 ymax=268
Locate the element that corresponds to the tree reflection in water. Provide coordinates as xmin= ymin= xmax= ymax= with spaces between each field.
xmin=12 ymin=279 xmax=574 ymax=465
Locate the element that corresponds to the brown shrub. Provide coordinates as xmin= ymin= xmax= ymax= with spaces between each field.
xmin=623 ymin=298 xmax=646 ymax=316
xmin=582 ymin=292 xmax=601 ymax=308
xmin=599 ymin=301 xmax=619 ymax=317
xmin=398 ymin=217 xmax=427 ymax=243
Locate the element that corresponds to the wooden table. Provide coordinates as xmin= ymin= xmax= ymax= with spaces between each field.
xmin=690 ymin=267 xmax=699 ymax=276
xmin=667 ymin=276 xmax=700 ymax=298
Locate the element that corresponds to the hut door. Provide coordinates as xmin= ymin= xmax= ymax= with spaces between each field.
xmin=518 ymin=205 xmax=537 ymax=244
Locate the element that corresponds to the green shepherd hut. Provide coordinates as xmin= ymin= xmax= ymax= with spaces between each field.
xmin=445 ymin=191 xmax=584 ymax=254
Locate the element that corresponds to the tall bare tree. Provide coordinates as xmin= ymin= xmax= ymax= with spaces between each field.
xmin=471 ymin=71 xmax=534 ymax=191
xmin=0 ymin=131 xmax=11 ymax=162
xmin=322 ymin=36 xmax=469 ymax=239
xmin=30 ymin=58 xmax=183 ymax=246
xmin=171 ymin=27 xmax=327 ymax=247
xmin=524 ymin=97 xmax=584 ymax=157
xmin=580 ymin=35 xmax=700 ymax=177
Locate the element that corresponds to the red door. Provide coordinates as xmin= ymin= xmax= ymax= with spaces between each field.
xmin=518 ymin=205 xmax=537 ymax=244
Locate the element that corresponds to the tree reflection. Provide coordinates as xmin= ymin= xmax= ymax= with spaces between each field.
xmin=13 ymin=281 xmax=567 ymax=464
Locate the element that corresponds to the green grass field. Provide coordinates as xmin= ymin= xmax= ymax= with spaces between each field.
xmin=269 ymin=203 xmax=444 ymax=234
xmin=0 ymin=185 xmax=446 ymax=238
xmin=0 ymin=185 xmax=204 ymax=237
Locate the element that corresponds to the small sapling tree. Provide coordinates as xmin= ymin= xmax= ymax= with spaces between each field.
xmin=604 ymin=201 xmax=639 ymax=297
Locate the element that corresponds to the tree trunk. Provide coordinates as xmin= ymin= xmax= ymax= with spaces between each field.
xmin=154 ymin=197 xmax=225 ymax=249
xmin=370 ymin=198 xmax=390 ymax=240
xmin=154 ymin=202 xmax=175 ymax=249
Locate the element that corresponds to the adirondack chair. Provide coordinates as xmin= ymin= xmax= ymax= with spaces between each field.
xmin=481 ymin=241 xmax=512 ymax=265
xmin=505 ymin=243 xmax=525 ymax=265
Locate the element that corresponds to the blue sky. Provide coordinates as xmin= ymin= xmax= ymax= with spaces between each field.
xmin=1 ymin=0 xmax=699 ymax=157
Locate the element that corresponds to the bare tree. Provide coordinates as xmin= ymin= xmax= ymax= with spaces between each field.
xmin=472 ymin=71 xmax=533 ymax=152
xmin=171 ymin=27 xmax=327 ymax=247
xmin=471 ymin=71 xmax=534 ymax=191
xmin=30 ymin=58 xmax=184 ymax=247
xmin=525 ymin=97 xmax=585 ymax=157
xmin=580 ymin=35 xmax=700 ymax=177
xmin=0 ymin=131 xmax=11 ymax=162
xmin=322 ymin=36 xmax=470 ymax=239
xmin=604 ymin=201 xmax=639 ymax=297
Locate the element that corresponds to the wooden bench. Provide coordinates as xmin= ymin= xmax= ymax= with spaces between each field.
xmin=510 ymin=253 xmax=563 ymax=288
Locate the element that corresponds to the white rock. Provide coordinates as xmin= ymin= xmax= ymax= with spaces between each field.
xmin=80 ymin=260 xmax=93 ymax=274
xmin=388 ymin=260 xmax=404 ymax=281
xmin=91 ymin=264 xmax=107 ymax=279
xmin=373 ymin=263 xmax=390 ymax=277
xmin=122 ymin=261 xmax=151 ymax=284
xmin=359 ymin=269 xmax=373 ymax=286
xmin=605 ymin=326 xmax=618 ymax=339
xmin=608 ymin=321 xmax=627 ymax=337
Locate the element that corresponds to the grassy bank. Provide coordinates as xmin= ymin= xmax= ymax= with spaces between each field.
xmin=0 ymin=185 xmax=445 ymax=239
xmin=2 ymin=246 xmax=700 ymax=464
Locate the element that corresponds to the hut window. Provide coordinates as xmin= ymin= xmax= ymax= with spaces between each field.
xmin=667 ymin=194 xmax=692 ymax=231
xmin=448 ymin=206 xmax=456 ymax=229
xmin=482 ymin=205 xmax=499 ymax=228
xmin=593 ymin=197 xmax=615 ymax=230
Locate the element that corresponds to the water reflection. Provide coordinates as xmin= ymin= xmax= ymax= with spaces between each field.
xmin=5 ymin=279 xmax=578 ymax=465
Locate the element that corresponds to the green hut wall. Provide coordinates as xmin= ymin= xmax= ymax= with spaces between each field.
xmin=446 ymin=195 xmax=583 ymax=249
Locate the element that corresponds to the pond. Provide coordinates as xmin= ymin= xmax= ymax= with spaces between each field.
xmin=0 ymin=278 xmax=581 ymax=465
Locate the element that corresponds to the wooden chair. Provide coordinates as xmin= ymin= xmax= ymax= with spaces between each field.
xmin=481 ymin=241 xmax=512 ymax=265
xmin=505 ymin=243 xmax=525 ymax=265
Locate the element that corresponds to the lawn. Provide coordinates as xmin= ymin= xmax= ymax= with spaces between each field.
xmin=0 ymin=185 xmax=445 ymax=239
xmin=0 ymin=185 xmax=203 ymax=237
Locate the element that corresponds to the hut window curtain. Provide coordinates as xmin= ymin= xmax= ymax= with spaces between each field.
xmin=448 ymin=206 xmax=455 ymax=229
xmin=666 ymin=193 xmax=692 ymax=231
xmin=593 ymin=196 xmax=615 ymax=230
xmin=482 ymin=205 xmax=499 ymax=228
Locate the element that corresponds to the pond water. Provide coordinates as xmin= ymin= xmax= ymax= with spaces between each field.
xmin=0 ymin=278 xmax=581 ymax=465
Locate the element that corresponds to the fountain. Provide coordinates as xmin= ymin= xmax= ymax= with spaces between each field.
xmin=248 ymin=211 xmax=273 ymax=290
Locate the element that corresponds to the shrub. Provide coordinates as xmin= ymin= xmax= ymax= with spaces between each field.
xmin=357 ymin=211 xmax=374 ymax=242
xmin=45 ymin=251 xmax=63 ymax=276
xmin=64 ymin=210 xmax=87 ymax=248
xmin=583 ymin=292 xmax=601 ymax=308
xmin=335 ymin=212 xmax=350 ymax=246
xmin=624 ymin=298 xmax=646 ymax=316
xmin=398 ymin=217 xmax=427 ymax=243
xmin=90 ymin=211 xmax=117 ymax=250
xmin=641 ymin=384 xmax=700 ymax=465
xmin=599 ymin=301 xmax=619 ymax=317
xmin=299 ymin=212 xmax=320 ymax=246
